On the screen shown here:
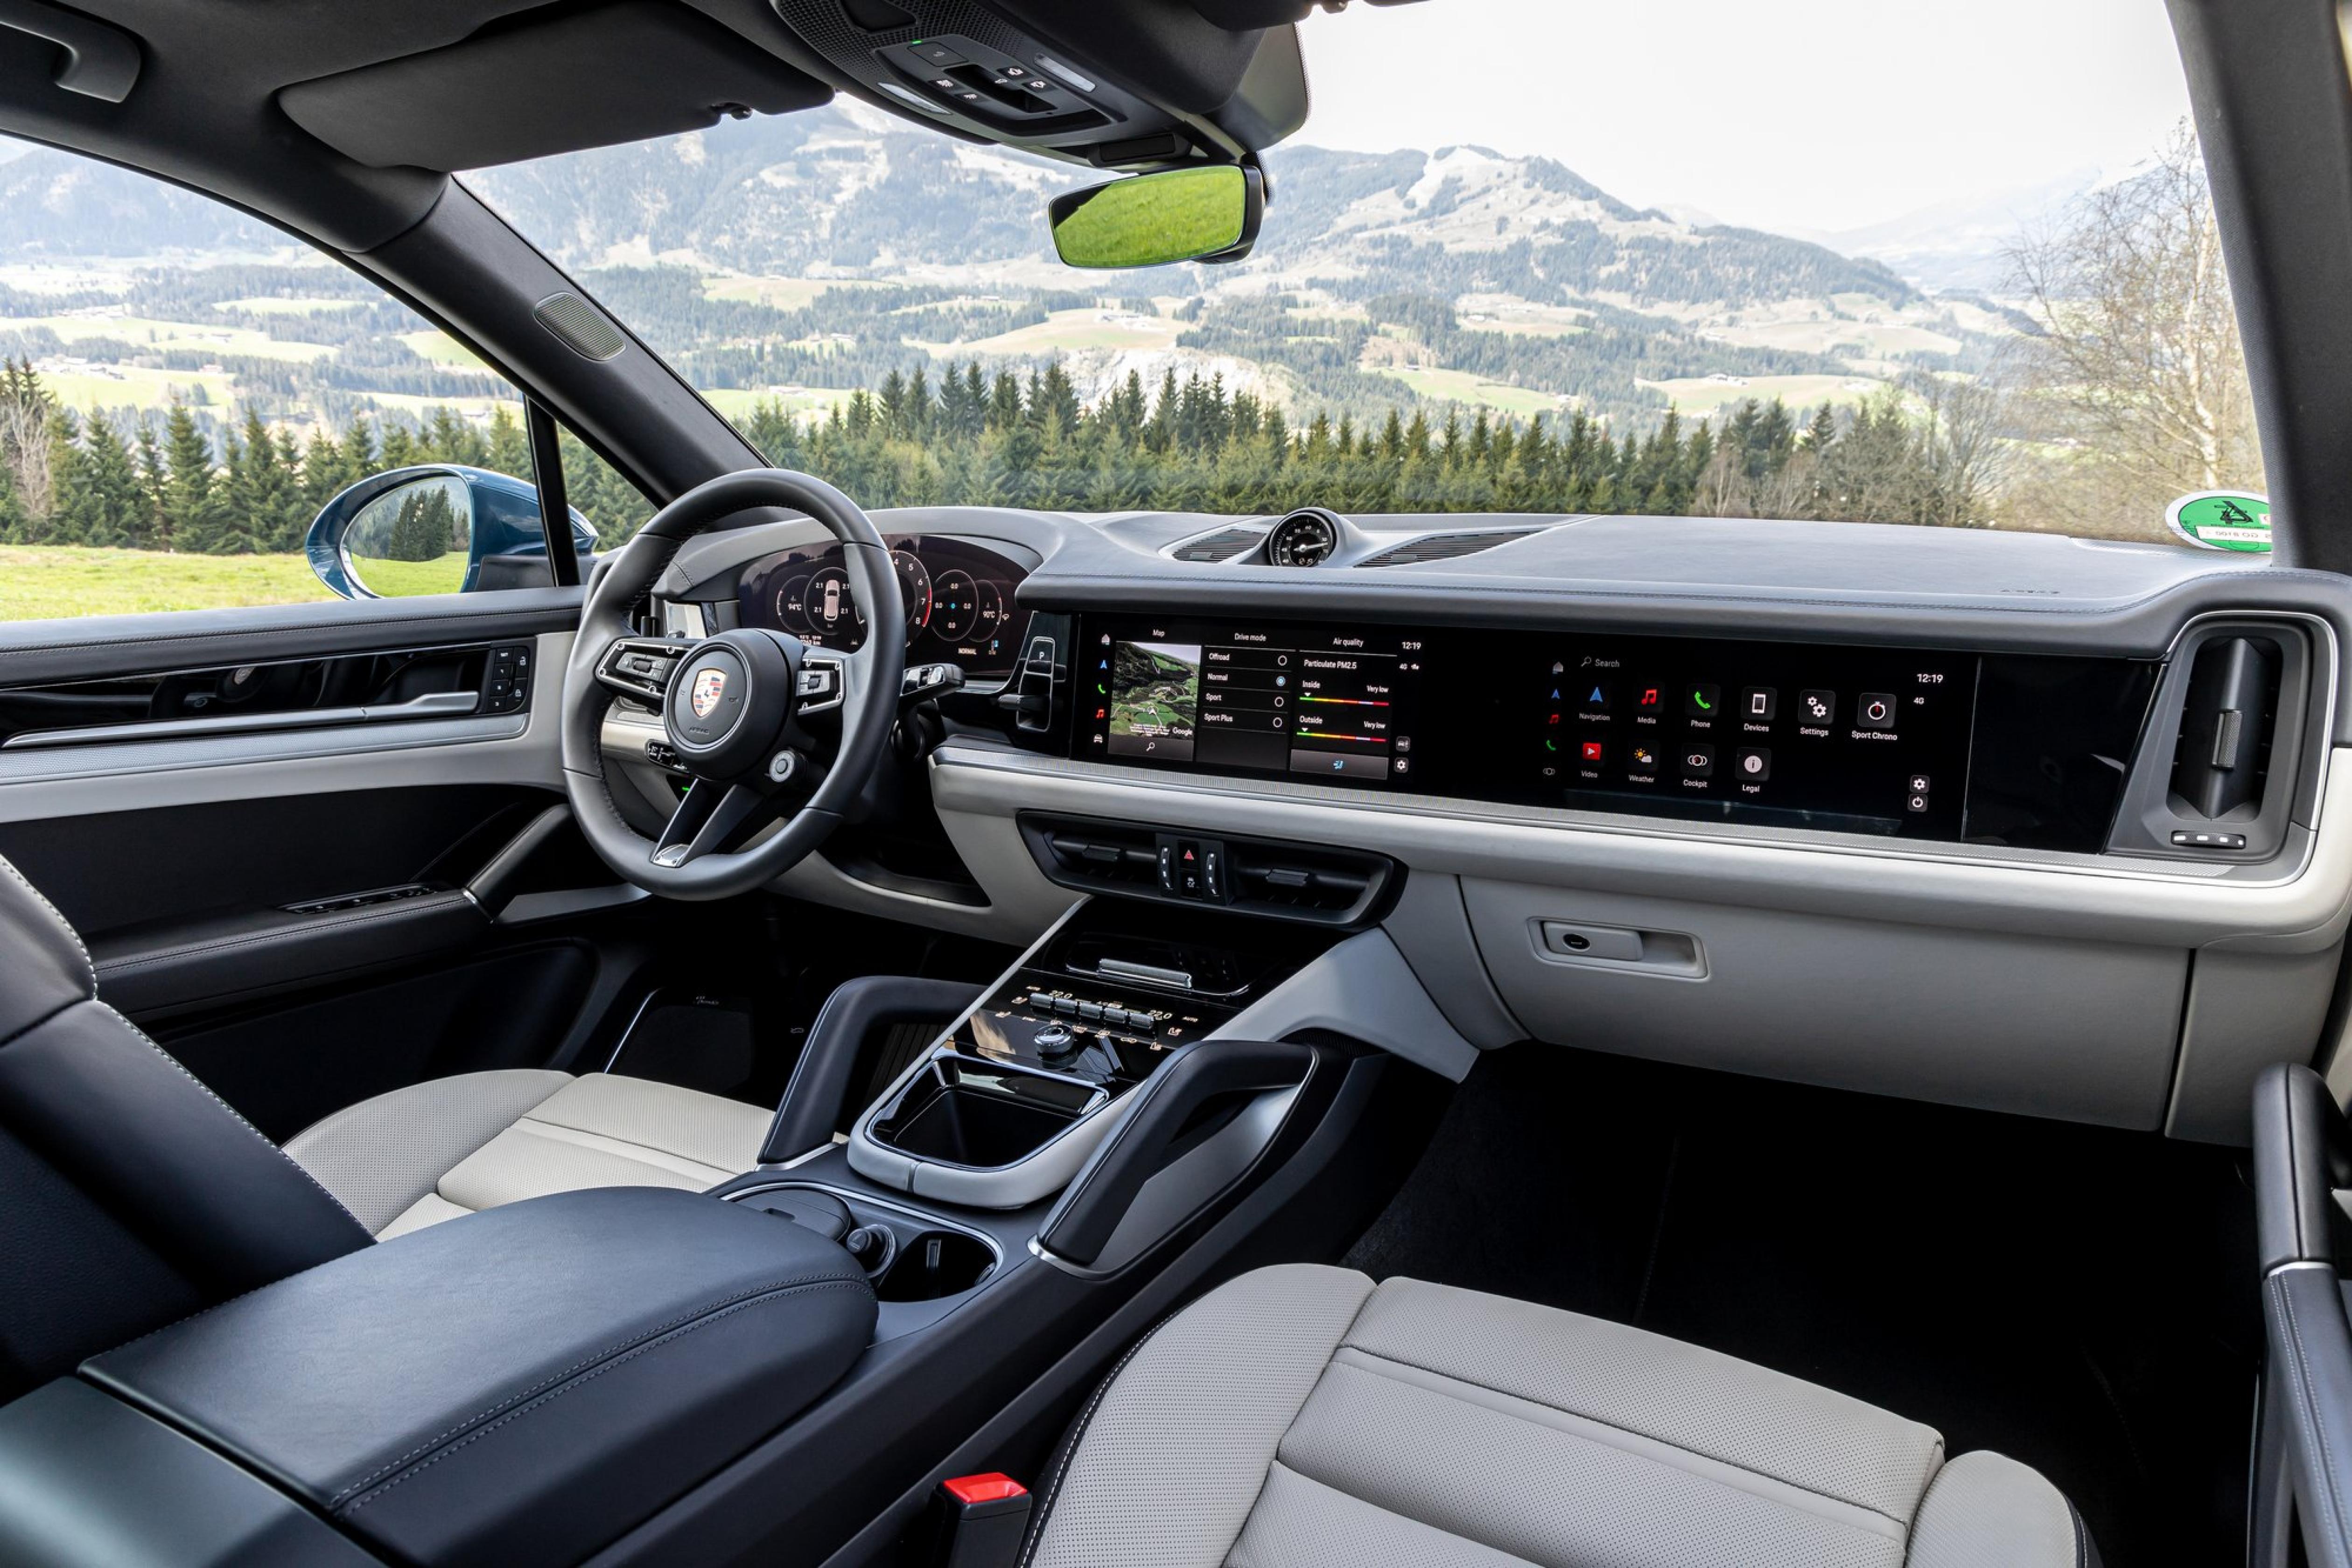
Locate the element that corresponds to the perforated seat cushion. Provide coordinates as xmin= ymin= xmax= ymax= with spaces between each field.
xmin=1027 ymin=1266 xmax=2086 ymax=1568
xmin=284 ymin=1071 xmax=772 ymax=1239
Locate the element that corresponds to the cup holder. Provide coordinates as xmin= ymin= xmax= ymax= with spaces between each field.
xmin=731 ymin=1183 xmax=1000 ymax=1302
xmin=876 ymin=1230 xmax=996 ymax=1302
xmin=868 ymin=1056 xmax=1103 ymax=1170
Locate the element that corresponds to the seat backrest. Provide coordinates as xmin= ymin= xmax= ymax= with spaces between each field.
xmin=0 ymin=854 xmax=370 ymax=1401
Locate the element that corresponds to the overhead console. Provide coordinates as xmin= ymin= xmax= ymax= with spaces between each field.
xmin=1052 ymin=611 xmax=2325 ymax=862
xmin=770 ymin=0 xmax=1311 ymax=165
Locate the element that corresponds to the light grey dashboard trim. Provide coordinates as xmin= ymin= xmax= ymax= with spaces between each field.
xmin=929 ymin=740 xmax=2352 ymax=953
xmin=1 ymin=689 xmax=481 ymax=749
xmin=0 ymin=632 xmax=570 ymax=823
xmin=1212 ymin=928 xmax=1480 ymax=1082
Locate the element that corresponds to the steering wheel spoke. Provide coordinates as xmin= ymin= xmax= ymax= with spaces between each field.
xmin=650 ymin=781 xmax=773 ymax=869
xmin=594 ymin=636 xmax=689 ymax=706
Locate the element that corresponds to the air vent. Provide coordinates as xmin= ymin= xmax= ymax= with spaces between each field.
xmin=1357 ymin=529 xmax=1540 ymax=567
xmin=533 ymin=292 xmax=627 ymax=361
xmin=1170 ymin=526 xmax=1267 ymax=564
xmin=2104 ymin=616 xmax=2313 ymax=861
xmin=1019 ymin=814 xmax=1402 ymax=928
xmin=2169 ymin=635 xmax=2282 ymax=819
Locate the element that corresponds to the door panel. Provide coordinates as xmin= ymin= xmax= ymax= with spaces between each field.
xmin=155 ymin=945 xmax=601 ymax=1143
xmin=0 ymin=597 xmax=646 ymax=1135
xmin=0 ymin=784 xmax=551 ymax=939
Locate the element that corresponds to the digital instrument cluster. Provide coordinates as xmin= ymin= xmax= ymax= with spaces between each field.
xmin=736 ymin=535 xmax=1029 ymax=679
xmin=1069 ymin=615 xmax=2155 ymax=850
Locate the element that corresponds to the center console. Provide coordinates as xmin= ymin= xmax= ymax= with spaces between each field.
xmin=847 ymin=899 xmax=1357 ymax=1207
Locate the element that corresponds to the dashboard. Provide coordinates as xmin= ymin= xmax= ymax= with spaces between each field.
xmin=619 ymin=504 xmax=2347 ymax=1145
xmin=736 ymin=534 xmax=1029 ymax=679
xmin=1071 ymin=615 xmax=2159 ymax=851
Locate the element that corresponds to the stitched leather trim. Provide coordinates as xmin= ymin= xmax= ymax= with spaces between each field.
xmin=96 ymin=1000 xmax=371 ymax=1236
xmin=0 ymin=854 xmax=94 ymax=989
xmin=2273 ymin=1271 xmax=2352 ymax=1568
xmin=335 ymin=1274 xmax=867 ymax=1513
xmin=1016 ymin=1310 xmax=1176 ymax=1568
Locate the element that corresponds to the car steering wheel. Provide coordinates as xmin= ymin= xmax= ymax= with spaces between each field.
xmin=560 ymin=469 xmax=905 ymax=900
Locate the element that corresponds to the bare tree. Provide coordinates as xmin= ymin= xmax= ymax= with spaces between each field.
xmin=0 ymin=360 xmax=56 ymax=522
xmin=2008 ymin=121 xmax=2263 ymax=534
xmin=1908 ymin=368 xmax=2014 ymax=529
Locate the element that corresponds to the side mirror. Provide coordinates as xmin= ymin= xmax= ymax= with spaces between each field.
xmin=305 ymin=466 xmax=597 ymax=600
xmin=1048 ymin=164 xmax=1265 ymax=269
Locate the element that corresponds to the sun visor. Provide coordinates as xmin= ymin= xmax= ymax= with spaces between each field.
xmin=277 ymin=1 xmax=832 ymax=172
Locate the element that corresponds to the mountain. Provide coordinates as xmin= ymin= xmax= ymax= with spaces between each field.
xmin=4 ymin=108 xmax=1918 ymax=311
xmin=1795 ymin=170 xmax=2095 ymax=294
xmin=0 ymin=105 xmax=2013 ymax=429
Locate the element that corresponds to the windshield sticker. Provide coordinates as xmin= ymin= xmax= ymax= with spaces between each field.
xmin=2166 ymin=492 xmax=2272 ymax=553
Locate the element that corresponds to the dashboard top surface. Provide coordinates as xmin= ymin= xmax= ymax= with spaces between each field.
xmin=658 ymin=504 xmax=2344 ymax=675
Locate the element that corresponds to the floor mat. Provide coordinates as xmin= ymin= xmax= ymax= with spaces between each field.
xmin=1343 ymin=1043 xmax=2258 ymax=1568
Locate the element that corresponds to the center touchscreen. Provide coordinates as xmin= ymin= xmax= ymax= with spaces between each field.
xmin=1080 ymin=621 xmax=1422 ymax=784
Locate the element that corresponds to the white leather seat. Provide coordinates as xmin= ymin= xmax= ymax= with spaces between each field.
xmin=283 ymin=1070 xmax=772 ymax=1239
xmin=1027 ymin=1265 xmax=2094 ymax=1568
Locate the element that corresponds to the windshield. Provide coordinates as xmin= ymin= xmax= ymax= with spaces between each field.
xmin=455 ymin=0 xmax=2263 ymax=548
xmin=0 ymin=0 xmax=2268 ymax=593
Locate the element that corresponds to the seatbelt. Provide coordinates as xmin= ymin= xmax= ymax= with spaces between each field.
xmin=919 ymin=1473 xmax=1032 ymax=1568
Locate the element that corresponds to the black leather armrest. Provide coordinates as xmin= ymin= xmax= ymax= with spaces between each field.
xmin=82 ymin=1188 xmax=875 ymax=1568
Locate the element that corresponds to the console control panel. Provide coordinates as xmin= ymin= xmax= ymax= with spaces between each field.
xmin=943 ymin=902 xmax=1342 ymax=1090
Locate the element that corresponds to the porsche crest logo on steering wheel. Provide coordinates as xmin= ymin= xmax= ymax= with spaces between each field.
xmin=689 ymin=666 xmax=728 ymax=719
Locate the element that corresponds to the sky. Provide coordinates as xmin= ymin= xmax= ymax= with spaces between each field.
xmin=1296 ymin=0 xmax=2197 ymax=234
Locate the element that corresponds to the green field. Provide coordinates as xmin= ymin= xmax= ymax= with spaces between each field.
xmin=16 ymin=362 xmax=239 ymax=414
xmin=697 ymin=385 xmax=859 ymax=420
xmin=1638 ymin=372 xmax=1884 ymax=416
xmin=702 ymin=276 xmax=875 ymax=309
xmin=0 ymin=312 xmax=336 ymax=363
xmin=1370 ymin=365 xmax=1567 ymax=418
xmin=396 ymin=329 xmax=491 ymax=370
xmin=347 ymin=551 xmax=470 ymax=596
xmin=0 ymin=546 xmax=334 ymax=621
xmin=215 ymin=296 xmax=364 ymax=317
xmin=924 ymin=307 xmax=1180 ymax=358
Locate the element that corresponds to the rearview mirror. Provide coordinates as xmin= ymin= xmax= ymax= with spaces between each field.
xmin=1048 ymin=165 xmax=1264 ymax=269
xmin=305 ymin=466 xmax=597 ymax=599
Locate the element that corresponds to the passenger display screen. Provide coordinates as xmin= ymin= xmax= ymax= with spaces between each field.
xmin=1528 ymin=633 xmax=1980 ymax=838
xmin=1082 ymin=620 xmax=1423 ymax=785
